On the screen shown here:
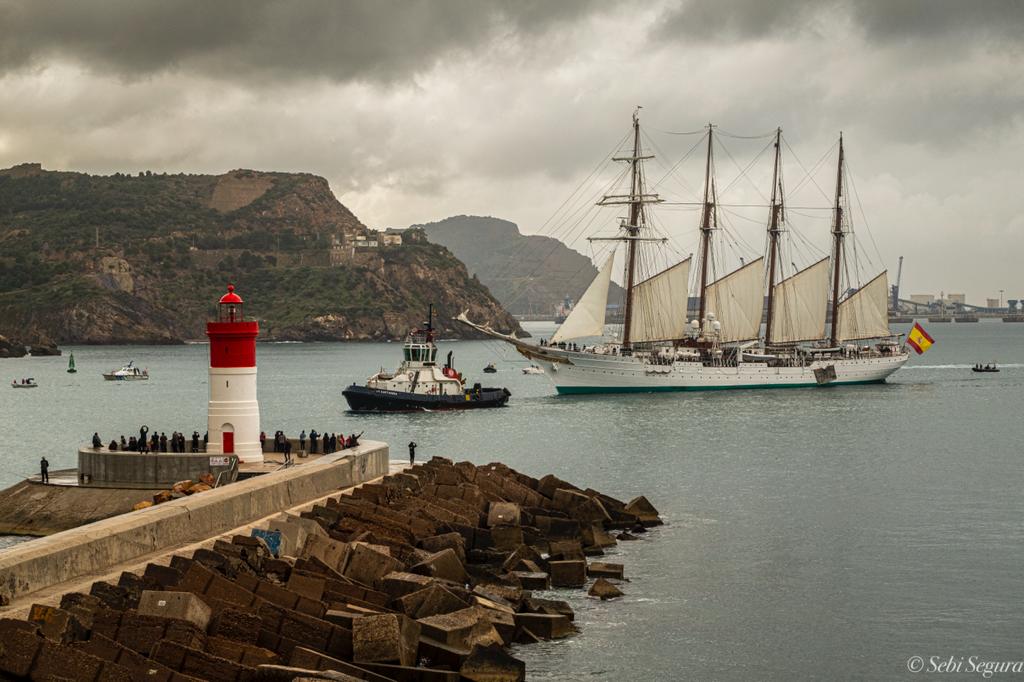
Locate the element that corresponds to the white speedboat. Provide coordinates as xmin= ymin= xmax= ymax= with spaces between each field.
xmin=522 ymin=364 xmax=544 ymax=375
xmin=11 ymin=378 xmax=38 ymax=389
xmin=103 ymin=361 xmax=149 ymax=381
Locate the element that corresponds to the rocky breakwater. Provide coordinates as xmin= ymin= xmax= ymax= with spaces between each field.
xmin=0 ymin=457 xmax=661 ymax=681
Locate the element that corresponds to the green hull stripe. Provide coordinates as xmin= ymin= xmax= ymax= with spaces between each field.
xmin=554 ymin=379 xmax=886 ymax=395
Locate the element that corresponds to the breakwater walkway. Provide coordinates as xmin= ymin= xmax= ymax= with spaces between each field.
xmin=0 ymin=441 xmax=390 ymax=610
xmin=0 ymin=455 xmax=661 ymax=681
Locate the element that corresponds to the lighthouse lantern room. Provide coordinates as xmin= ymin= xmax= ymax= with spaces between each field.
xmin=206 ymin=284 xmax=262 ymax=464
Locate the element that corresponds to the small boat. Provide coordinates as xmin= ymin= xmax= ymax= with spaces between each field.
xmin=522 ymin=364 xmax=544 ymax=375
xmin=972 ymin=363 xmax=999 ymax=373
xmin=343 ymin=305 xmax=510 ymax=412
xmin=67 ymin=352 xmax=77 ymax=374
xmin=483 ymin=363 xmax=498 ymax=373
xmin=11 ymin=378 xmax=38 ymax=388
xmin=103 ymin=361 xmax=149 ymax=381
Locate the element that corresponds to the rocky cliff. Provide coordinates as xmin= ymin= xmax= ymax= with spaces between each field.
xmin=417 ymin=215 xmax=625 ymax=316
xmin=0 ymin=165 xmax=519 ymax=344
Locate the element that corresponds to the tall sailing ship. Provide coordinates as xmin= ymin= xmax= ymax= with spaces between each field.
xmin=459 ymin=110 xmax=908 ymax=393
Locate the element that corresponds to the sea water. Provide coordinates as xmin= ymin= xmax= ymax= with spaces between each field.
xmin=1 ymin=321 xmax=1022 ymax=679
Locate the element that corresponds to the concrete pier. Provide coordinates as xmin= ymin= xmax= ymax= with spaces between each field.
xmin=0 ymin=441 xmax=389 ymax=608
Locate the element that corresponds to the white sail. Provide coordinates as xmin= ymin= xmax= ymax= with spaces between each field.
xmin=704 ymin=257 xmax=765 ymax=342
xmin=835 ymin=271 xmax=890 ymax=341
xmin=769 ymin=257 xmax=830 ymax=344
xmin=630 ymin=258 xmax=692 ymax=343
xmin=551 ymin=252 xmax=615 ymax=343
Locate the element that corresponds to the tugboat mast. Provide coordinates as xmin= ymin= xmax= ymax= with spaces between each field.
xmin=829 ymin=134 xmax=845 ymax=347
xmin=763 ymin=128 xmax=784 ymax=346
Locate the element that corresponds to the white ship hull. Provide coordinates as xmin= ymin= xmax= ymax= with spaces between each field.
xmin=530 ymin=349 xmax=909 ymax=394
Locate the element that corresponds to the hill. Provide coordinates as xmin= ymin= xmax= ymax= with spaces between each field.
xmin=415 ymin=215 xmax=624 ymax=316
xmin=0 ymin=164 xmax=519 ymax=344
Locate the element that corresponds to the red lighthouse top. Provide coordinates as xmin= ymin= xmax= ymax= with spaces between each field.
xmin=207 ymin=284 xmax=259 ymax=367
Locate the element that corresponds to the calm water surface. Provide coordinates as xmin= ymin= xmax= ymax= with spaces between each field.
xmin=1 ymin=321 xmax=1022 ymax=679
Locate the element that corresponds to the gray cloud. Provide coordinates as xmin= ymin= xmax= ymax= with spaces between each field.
xmin=0 ymin=0 xmax=1020 ymax=301
xmin=654 ymin=0 xmax=1024 ymax=44
xmin=0 ymin=0 xmax=597 ymax=83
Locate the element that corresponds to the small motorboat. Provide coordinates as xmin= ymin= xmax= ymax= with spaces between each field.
xmin=12 ymin=378 xmax=38 ymax=388
xmin=103 ymin=361 xmax=149 ymax=381
xmin=522 ymin=364 xmax=544 ymax=375
xmin=67 ymin=351 xmax=77 ymax=374
xmin=483 ymin=363 xmax=497 ymax=373
xmin=972 ymin=363 xmax=999 ymax=373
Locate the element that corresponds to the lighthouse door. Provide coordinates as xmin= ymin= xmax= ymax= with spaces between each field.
xmin=223 ymin=431 xmax=234 ymax=453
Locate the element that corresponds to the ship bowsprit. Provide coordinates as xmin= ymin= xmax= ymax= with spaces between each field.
xmin=342 ymin=384 xmax=511 ymax=412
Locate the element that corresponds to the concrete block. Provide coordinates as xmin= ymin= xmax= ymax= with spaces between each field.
xmin=300 ymin=536 xmax=350 ymax=574
xmin=396 ymin=583 xmax=468 ymax=619
xmin=486 ymin=502 xmax=521 ymax=527
xmin=27 ymin=604 xmax=86 ymax=643
xmin=0 ymin=619 xmax=42 ymax=677
xmin=582 ymin=523 xmax=618 ymax=549
xmin=522 ymin=596 xmax=575 ymax=621
xmin=410 ymin=548 xmax=469 ymax=584
xmin=548 ymin=559 xmax=587 ymax=587
xmin=256 ymin=662 xmax=365 ymax=681
xmin=287 ymin=572 xmax=326 ymax=603
xmin=417 ymin=607 xmax=501 ymax=650
xmin=419 ymin=532 xmax=467 ymax=562
xmin=31 ymin=639 xmax=103 ymax=682
xmin=587 ymin=561 xmax=624 ymax=580
xmin=552 ymin=488 xmax=610 ymax=524
xmin=548 ymin=539 xmax=584 ymax=560
xmin=287 ymin=647 xmax=393 ymax=682
xmin=138 ymin=591 xmax=212 ymax=631
xmin=210 ymin=608 xmax=262 ymax=644
xmin=343 ymin=543 xmax=402 ymax=588
xmin=489 ymin=526 xmax=524 ymax=551
xmin=460 ymin=643 xmax=526 ymax=682
xmin=380 ymin=571 xmax=434 ymax=600
xmin=510 ymin=571 xmax=549 ymax=590
xmin=352 ymin=614 xmax=420 ymax=667
xmin=624 ymin=495 xmax=662 ymax=526
xmin=512 ymin=612 xmax=574 ymax=640
xmin=588 ymin=577 xmax=623 ymax=600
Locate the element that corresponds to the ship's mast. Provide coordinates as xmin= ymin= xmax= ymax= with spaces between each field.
xmin=593 ymin=108 xmax=662 ymax=350
xmin=620 ymin=111 xmax=643 ymax=349
xmin=828 ymin=134 xmax=845 ymax=347
xmin=763 ymin=128 xmax=783 ymax=346
xmin=696 ymin=124 xmax=716 ymax=324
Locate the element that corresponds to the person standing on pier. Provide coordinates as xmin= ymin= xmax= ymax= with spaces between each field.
xmin=40 ymin=456 xmax=49 ymax=484
xmin=310 ymin=430 xmax=319 ymax=454
xmin=284 ymin=438 xmax=292 ymax=465
xmin=159 ymin=432 xmax=168 ymax=452
xmin=91 ymin=432 xmax=102 ymax=449
xmin=408 ymin=441 xmax=417 ymax=465
xmin=299 ymin=430 xmax=306 ymax=452
xmin=191 ymin=431 xmax=200 ymax=453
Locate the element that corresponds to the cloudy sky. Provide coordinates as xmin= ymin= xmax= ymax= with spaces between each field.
xmin=0 ymin=0 xmax=1021 ymax=302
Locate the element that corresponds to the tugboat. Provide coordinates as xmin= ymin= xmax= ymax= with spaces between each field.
xmin=102 ymin=361 xmax=149 ymax=381
xmin=343 ymin=306 xmax=511 ymax=412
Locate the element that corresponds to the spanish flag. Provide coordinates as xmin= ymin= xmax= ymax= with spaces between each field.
xmin=907 ymin=322 xmax=934 ymax=354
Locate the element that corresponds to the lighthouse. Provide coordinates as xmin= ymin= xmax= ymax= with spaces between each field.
xmin=206 ymin=284 xmax=262 ymax=464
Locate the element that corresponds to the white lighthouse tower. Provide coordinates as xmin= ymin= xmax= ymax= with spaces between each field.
xmin=206 ymin=284 xmax=262 ymax=464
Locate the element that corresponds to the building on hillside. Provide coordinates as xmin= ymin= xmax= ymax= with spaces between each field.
xmin=379 ymin=228 xmax=406 ymax=246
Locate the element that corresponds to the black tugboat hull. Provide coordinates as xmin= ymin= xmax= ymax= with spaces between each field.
xmin=343 ymin=385 xmax=511 ymax=412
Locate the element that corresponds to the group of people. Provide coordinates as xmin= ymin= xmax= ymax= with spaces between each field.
xmin=538 ymin=339 xmax=582 ymax=352
xmin=259 ymin=429 xmax=363 ymax=461
xmin=91 ymin=427 xmax=207 ymax=453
